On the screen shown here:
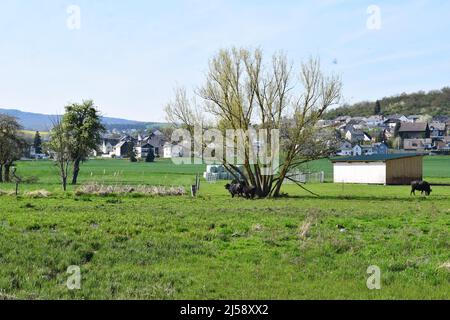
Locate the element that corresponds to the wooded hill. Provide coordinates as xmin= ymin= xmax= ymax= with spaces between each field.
xmin=325 ymin=87 xmax=450 ymax=119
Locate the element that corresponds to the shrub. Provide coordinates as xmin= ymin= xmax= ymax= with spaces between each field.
xmin=75 ymin=184 xmax=186 ymax=197
xmin=25 ymin=190 xmax=52 ymax=198
xmin=23 ymin=176 xmax=39 ymax=184
xmin=145 ymin=149 xmax=155 ymax=163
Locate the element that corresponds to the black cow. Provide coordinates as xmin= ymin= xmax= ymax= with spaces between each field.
xmin=225 ymin=183 xmax=243 ymax=198
xmin=242 ymin=184 xmax=257 ymax=199
xmin=411 ymin=181 xmax=432 ymax=196
xmin=225 ymin=181 xmax=257 ymax=199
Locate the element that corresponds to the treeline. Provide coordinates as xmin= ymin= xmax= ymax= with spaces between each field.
xmin=325 ymin=87 xmax=450 ymax=119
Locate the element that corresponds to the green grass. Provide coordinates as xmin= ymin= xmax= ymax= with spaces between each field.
xmin=0 ymin=157 xmax=449 ymax=299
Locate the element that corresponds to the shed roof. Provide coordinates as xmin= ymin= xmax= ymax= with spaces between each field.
xmin=331 ymin=153 xmax=423 ymax=162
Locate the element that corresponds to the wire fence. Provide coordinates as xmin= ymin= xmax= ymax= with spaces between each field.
xmin=283 ymin=171 xmax=325 ymax=184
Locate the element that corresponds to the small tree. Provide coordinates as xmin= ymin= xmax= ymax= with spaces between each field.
xmin=11 ymin=167 xmax=22 ymax=196
xmin=0 ymin=114 xmax=25 ymax=183
xmin=63 ymin=100 xmax=105 ymax=185
xmin=128 ymin=148 xmax=138 ymax=163
xmin=34 ymin=131 xmax=42 ymax=154
xmin=145 ymin=148 xmax=155 ymax=163
xmin=47 ymin=118 xmax=72 ymax=191
xmin=374 ymin=100 xmax=381 ymax=115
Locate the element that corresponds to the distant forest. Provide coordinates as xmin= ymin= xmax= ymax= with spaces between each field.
xmin=325 ymin=87 xmax=450 ymax=119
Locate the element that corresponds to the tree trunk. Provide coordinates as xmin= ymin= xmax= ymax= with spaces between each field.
xmin=272 ymin=180 xmax=283 ymax=198
xmin=0 ymin=165 xmax=3 ymax=183
xmin=62 ymin=176 xmax=67 ymax=191
xmin=4 ymin=164 xmax=11 ymax=183
xmin=72 ymin=158 xmax=81 ymax=185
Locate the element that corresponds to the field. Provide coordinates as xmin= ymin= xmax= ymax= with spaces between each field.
xmin=0 ymin=157 xmax=449 ymax=299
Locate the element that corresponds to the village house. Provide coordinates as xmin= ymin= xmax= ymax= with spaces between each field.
xmin=407 ymin=115 xmax=421 ymax=123
xmin=336 ymin=141 xmax=353 ymax=156
xmin=403 ymin=138 xmax=433 ymax=151
xmin=352 ymin=144 xmax=372 ymax=156
xmin=372 ymin=142 xmax=389 ymax=155
xmin=436 ymin=136 xmax=450 ymax=153
xmin=351 ymin=142 xmax=388 ymax=156
xmin=383 ymin=115 xmax=408 ymax=132
xmin=345 ymin=127 xmax=372 ymax=144
xmin=113 ymin=140 xmax=135 ymax=158
xmin=99 ymin=138 xmax=120 ymax=156
xmin=105 ymin=130 xmax=168 ymax=159
xmin=429 ymin=122 xmax=446 ymax=140
xmin=365 ymin=115 xmax=385 ymax=127
xmin=135 ymin=142 xmax=155 ymax=159
xmin=398 ymin=122 xmax=430 ymax=140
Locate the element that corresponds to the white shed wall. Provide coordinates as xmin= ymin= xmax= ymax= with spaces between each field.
xmin=333 ymin=162 xmax=386 ymax=184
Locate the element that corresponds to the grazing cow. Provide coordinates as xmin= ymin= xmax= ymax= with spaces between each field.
xmin=242 ymin=184 xmax=257 ymax=199
xmin=225 ymin=183 xmax=242 ymax=198
xmin=225 ymin=181 xmax=256 ymax=199
xmin=411 ymin=181 xmax=432 ymax=196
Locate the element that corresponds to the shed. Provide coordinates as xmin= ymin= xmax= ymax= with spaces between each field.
xmin=332 ymin=154 xmax=424 ymax=185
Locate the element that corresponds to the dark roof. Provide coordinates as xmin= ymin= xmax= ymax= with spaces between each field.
xmin=138 ymin=142 xmax=155 ymax=148
xmin=398 ymin=122 xmax=429 ymax=133
xmin=385 ymin=114 xmax=405 ymax=122
xmin=331 ymin=153 xmax=424 ymax=162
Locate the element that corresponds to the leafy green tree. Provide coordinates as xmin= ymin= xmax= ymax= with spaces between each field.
xmin=145 ymin=148 xmax=155 ymax=163
xmin=0 ymin=114 xmax=25 ymax=182
xmin=47 ymin=117 xmax=72 ymax=191
xmin=34 ymin=131 xmax=42 ymax=154
xmin=63 ymin=100 xmax=105 ymax=185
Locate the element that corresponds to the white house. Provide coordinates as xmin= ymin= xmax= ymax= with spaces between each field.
xmin=332 ymin=154 xmax=423 ymax=185
xmin=163 ymin=143 xmax=184 ymax=158
xmin=345 ymin=128 xmax=372 ymax=144
xmin=113 ymin=140 xmax=135 ymax=158
xmin=135 ymin=142 xmax=155 ymax=159
xmin=337 ymin=141 xmax=353 ymax=156
xmin=100 ymin=139 xmax=119 ymax=156
xmin=352 ymin=145 xmax=373 ymax=156
xmin=366 ymin=115 xmax=385 ymax=127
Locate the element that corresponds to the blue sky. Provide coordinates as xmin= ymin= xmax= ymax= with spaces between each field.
xmin=1 ymin=0 xmax=449 ymax=121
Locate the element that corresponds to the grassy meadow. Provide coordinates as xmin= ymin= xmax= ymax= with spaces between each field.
xmin=0 ymin=157 xmax=449 ymax=299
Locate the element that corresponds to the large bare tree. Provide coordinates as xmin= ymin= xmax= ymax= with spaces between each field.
xmin=166 ymin=48 xmax=341 ymax=198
